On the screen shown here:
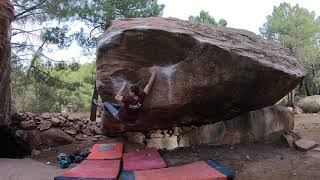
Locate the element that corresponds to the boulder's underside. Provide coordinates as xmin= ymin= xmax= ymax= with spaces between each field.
xmin=97 ymin=17 xmax=305 ymax=132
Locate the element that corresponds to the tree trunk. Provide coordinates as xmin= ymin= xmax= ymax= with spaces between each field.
xmin=0 ymin=1 xmax=14 ymax=127
xmin=287 ymin=89 xmax=295 ymax=107
xmin=90 ymin=83 xmax=98 ymax=121
xmin=305 ymin=79 xmax=311 ymax=96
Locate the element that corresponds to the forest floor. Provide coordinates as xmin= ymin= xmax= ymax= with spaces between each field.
xmin=1 ymin=114 xmax=320 ymax=180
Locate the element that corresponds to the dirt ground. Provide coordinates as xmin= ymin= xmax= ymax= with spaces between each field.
xmin=1 ymin=114 xmax=320 ymax=180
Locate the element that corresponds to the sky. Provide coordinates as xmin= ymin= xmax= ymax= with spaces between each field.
xmin=37 ymin=0 xmax=320 ymax=63
xmin=158 ymin=0 xmax=320 ymax=34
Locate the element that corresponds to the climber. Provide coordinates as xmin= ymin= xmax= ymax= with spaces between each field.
xmin=94 ymin=72 xmax=156 ymax=124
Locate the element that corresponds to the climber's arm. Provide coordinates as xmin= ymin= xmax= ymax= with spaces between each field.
xmin=115 ymin=81 xmax=127 ymax=101
xmin=144 ymin=73 xmax=156 ymax=94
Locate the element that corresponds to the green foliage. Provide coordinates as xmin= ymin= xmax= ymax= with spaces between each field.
xmin=12 ymin=0 xmax=165 ymax=54
xmin=189 ymin=10 xmax=227 ymax=27
xmin=260 ymin=3 xmax=320 ymax=95
xmin=260 ymin=3 xmax=320 ymax=59
xmin=11 ymin=61 xmax=96 ymax=113
xmin=11 ymin=0 xmax=165 ymax=113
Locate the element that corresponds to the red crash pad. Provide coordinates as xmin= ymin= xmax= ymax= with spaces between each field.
xmin=123 ymin=147 xmax=167 ymax=171
xmin=54 ymin=160 xmax=121 ymax=180
xmin=134 ymin=161 xmax=227 ymax=180
xmin=87 ymin=143 xmax=123 ymax=160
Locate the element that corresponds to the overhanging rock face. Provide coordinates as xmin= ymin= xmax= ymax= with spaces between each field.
xmin=97 ymin=17 xmax=305 ymax=132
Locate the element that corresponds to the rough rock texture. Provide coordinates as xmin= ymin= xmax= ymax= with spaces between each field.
xmin=126 ymin=106 xmax=294 ymax=149
xmin=11 ymin=112 xmax=109 ymax=151
xmin=297 ymin=95 xmax=320 ymax=113
xmin=294 ymin=105 xmax=304 ymax=114
xmin=97 ymin=17 xmax=305 ymax=132
xmin=0 ymin=0 xmax=14 ymax=127
xmin=294 ymin=139 xmax=318 ymax=151
xmin=40 ymin=128 xmax=75 ymax=148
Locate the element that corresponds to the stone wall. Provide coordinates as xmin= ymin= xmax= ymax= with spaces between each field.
xmin=11 ymin=112 xmax=108 ymax=152
xmin=125 ymin=106 xmax=294 ymax=150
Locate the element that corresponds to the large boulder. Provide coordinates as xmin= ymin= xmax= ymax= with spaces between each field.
xmin=40 ymin=128 xmax=75 ymax=148
xmin=15 ymin=128 xmax=75 ymax=151
xmin=15 ymin=130 xmax=43 ymax=151
xmin=0 ymin=0 xmax=14 ymax=127
xmin=97 ymin=17 xmax=305 ymax=132
xmin=297 ymin=95 xmax=320 ymax=113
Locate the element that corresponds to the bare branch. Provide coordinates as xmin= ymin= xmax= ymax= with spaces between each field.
xmin=89 ymin=25 xmax=103 ymax=38
xmin=15 ymin=12 xmax=45 ymax=21
xmin=14 ymin=1 xmax=46 ymax=20
xmin=12 ymin=28 xmax=42 ymax=36
xmin=39 ymin=53 xmax=69 ymax=63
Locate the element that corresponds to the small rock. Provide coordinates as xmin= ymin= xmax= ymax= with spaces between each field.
xmin=68 ymin=122 xmax=74 ymax=126
xmin=61 ymin=112 xmax=68 ymax=118
xmin=68 ymin=117 xmax=75 ymax=121
xmin=31 ymin=149 xmax=41 ymax=156
xmin=26 ymin=112 xmax=34 ymax=118
xmin=173 ymin=127 xmax=183 ymax=136
xmin=64 ymin=129 xmax=77 ymax=135
xmin=43 ymin=147 xmax=52 ymax=151
xmin=75 ymin=135 xmax=86 ymax=141
xmin=20 ymin=120 xmax=36 ymax=130
xmin=51 ymin=113 xmax=61 ymax=118
xmin=283 ymin=131 xmax=301 ymax=148
xmin=77 ymin=121 xmax=83 ymax=126
xmin=245 ymin=155 xmax=250 ymax=160
xmin=294 ymin=106 xmax=303 ymax=114
xmin=92 ymin=138 xmax=98 ymax=141
xmin=230 ymin=146 xmax=234 ymax=150
xmin=74 ymin=124 xmax=80 ymax=131
xmin=150 ymin=130 xmax=163 ymax=138
xmin=41 ymin=113 xmax=51 ymax=119
xmin=58 ymin=116 xmax=67 ymax=122
xmin=93 ymin=125 xmax=104 ymax=135
xmin=94 ymin=135 xmax=104 ymax=138
xmin=83 ymin=127 xmax=93 ymax=136
xmin=51 ymin=117 xmax=61 ymax=125
xmin=292 ymin=172 xmax=297 ymax=176
xmin=45 ymin=162 xmax=51 ymax=165
xmin=294 ymin=139 xmax=318 ymax=151
xmin=283 ymin=134 xmax=294 ymax=148
xmin=38 ymin=120 xmax=53 ymax=131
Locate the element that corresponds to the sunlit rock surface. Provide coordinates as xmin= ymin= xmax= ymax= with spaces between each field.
xmin=97 ymin=17 xmax=304 ymax=132
xmin=126 ymin=106 xmax=294 ymax=149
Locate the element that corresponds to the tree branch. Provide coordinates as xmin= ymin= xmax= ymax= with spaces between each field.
xmin=25 ymin=40 xmax=47 ymax=87
xmin=12 ymin=28 xmax=42 ymax=36
xmin=15 ymin=12 xmax=45 ymax=21
xmin=14 ymin=1 xmax=46 ymax=20
xmin=89 ymin=25 xmax=103 ymax=38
